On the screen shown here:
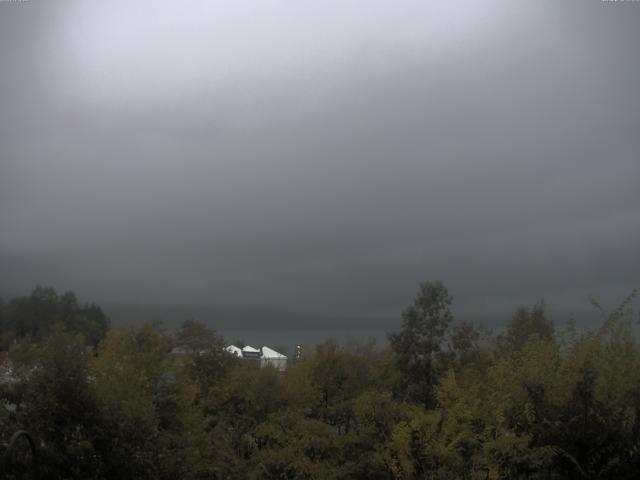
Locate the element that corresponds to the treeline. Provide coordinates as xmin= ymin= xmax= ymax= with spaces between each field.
xmin=0 ymin=286 xmax=110 ymax=348
xmin=0 ymin=283 xmax=639 ymax=479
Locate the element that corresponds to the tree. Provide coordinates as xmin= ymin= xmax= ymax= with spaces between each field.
xmin=186 ymin=344 xmax=237 ymax=395
xmin=0 ymin=286 xmax=110 ymax=348
xmin=174 ymin=321 xmax=235 ymax=395
xmin=389 ymin=280 xmax=454 ymax=407
xmin=91 ymin=324 xmax=174 ymax=479
xmin=500 ymin=302 xmax=554 ymax=352
xmin=175 ymin=319 xmax=218 ymax=353
xmin=14 ymin=326 xmax=102 ymax=479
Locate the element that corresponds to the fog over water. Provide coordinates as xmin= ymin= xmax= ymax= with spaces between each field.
xmin=1 ymin=1 xmax=639 ymax=338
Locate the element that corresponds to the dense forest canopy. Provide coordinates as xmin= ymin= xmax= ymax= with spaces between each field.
xmin=0 ymin=284 xmax=639 ymax=479
xmin=0 ymin=286 xmax=110 ymax=349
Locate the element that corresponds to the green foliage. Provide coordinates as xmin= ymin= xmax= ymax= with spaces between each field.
xmin=9 ymin=327 xmax=101 ymax=479
xmin=0 ymin=286 xmax=110 ymax=348
xmin=179 ymin=322 xmax=237 ymax=396
xmin=389 ymin=280 xmax=454 ymax=407
xmin=499 ymin=301 xmax=554 ymax=353
xmin=1 ymin=284 xmax=639 ymax=478
xmin=175 ymin=319 xmax=219 ymax=352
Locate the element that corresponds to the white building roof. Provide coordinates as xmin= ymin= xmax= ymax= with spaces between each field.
xmin=242 ymin=345 xmax=260 ymax=353
xmin=261 ymin=346 xmax=287 ymax=359
xmin=225 ymin=345 xmax=243 ymax=357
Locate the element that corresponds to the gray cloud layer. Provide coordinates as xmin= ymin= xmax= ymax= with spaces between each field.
xmin=1 ymin=0 xmax=638 ymax=327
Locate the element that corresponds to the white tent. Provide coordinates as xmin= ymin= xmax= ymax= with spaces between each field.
xmin=225 ymin=345 xmax=243 ymax=357
xmin=261 ymin=346 xmax=287 ymax=371
xmin=224 ymin=345 xmax=288 ymax=370
xmin=241 ymin=345 xmax=261 ymax=359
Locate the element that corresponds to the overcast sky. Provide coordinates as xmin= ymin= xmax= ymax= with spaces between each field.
xmin=1 ymin=0 xmax=638 ymax=327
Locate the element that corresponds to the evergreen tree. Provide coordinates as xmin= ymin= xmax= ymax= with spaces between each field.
xmin=389 ymin=280 xmax=454 ymax=407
